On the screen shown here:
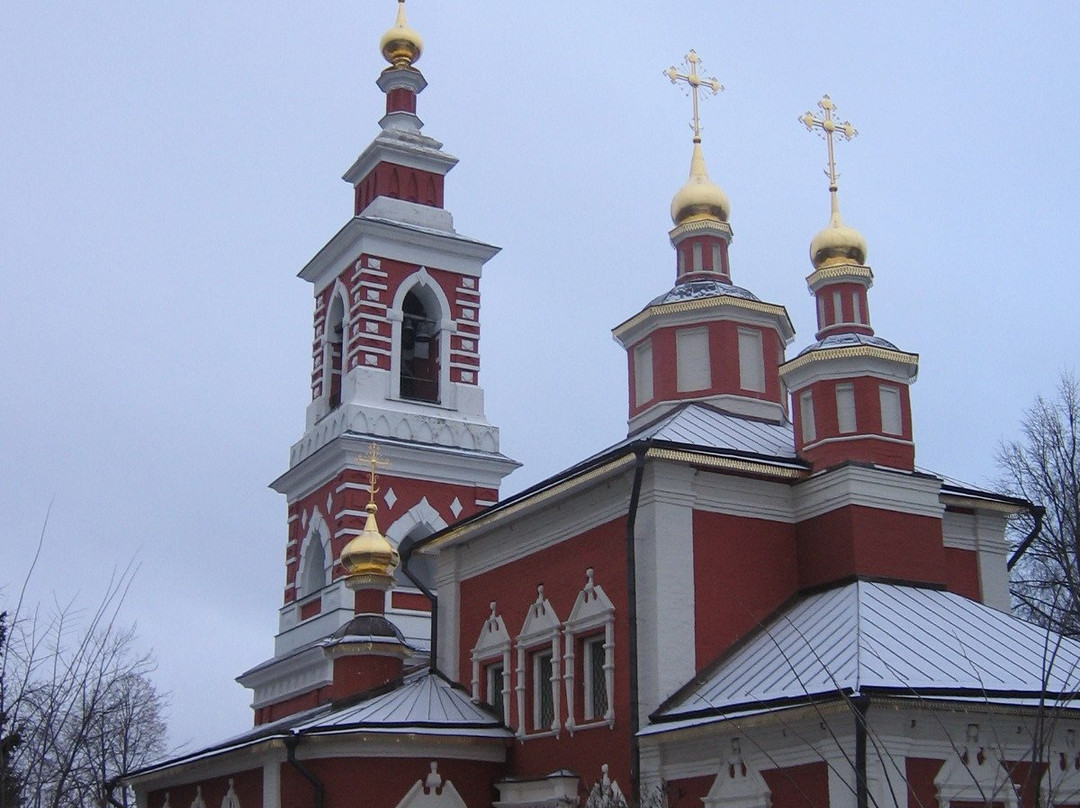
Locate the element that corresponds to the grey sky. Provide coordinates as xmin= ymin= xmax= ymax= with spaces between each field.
xmin=2 ymin=2 xmax=1077 ymax=751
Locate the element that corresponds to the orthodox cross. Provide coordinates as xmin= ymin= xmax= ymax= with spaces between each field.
xmin=361 ymin=443 xmax=390 ymax=507
xmin=664 ymin=50 xmax=723 ymax=142
xmin=799 ymin=94 xmax=858 ymax=193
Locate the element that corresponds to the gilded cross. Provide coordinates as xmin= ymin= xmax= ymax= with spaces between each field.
xmin=360 ymin=443 xmax=390 ymax=506
xmin=799 ymin=94 xmax=857 ymax=192
xmin=664 ymin=50 xmax=723 ymax=142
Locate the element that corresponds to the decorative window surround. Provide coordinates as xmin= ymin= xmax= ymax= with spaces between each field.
xmin=221 ymin=780 xmax=241 ymax=808
xmin=470 ymin=601 xmax=511 ymax=727
xmin=934 ymin=725 xmax=1018 ymax=808
xmin=395 ymin=763 xmax=467 ymax=808
xmin=563 ymin=568 xmax=615 ymax=733
xmin=703 ymin=739 xmax=770 ymax=808
xmin=515 ymin=585 xmax=562 ymax=738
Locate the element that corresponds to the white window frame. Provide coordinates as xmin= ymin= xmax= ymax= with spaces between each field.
xmin=562 ymin=568 xmax=615 ymax=733
xmin=737 ymin=328 xmax=766 ymax=393
xmin=676 ymin=327 xmax=711 ymax=392
xmin=836 ymin=383 xmax=857 ymax=434
xmin=515 ymin=586 xmax=562 ymax=738
xmin=879 ymin=384 xmax=903 ymax=436
xmin=800 ymin=389 xmax=816 ymax=444
xmin=634 ymin=339 xmax=654 ymax=405
xmin=470 ymin=602 xmax=512 ymax=728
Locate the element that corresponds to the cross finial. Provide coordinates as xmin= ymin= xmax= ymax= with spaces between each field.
xmin=799 ymin=94 xmax=857 ymax=194
xmin=360 ymin=443 xmax=390 ymax=509
xmin=665 ymin=50 xmax=723 ymax=142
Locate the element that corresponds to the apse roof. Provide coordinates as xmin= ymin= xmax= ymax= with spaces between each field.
xmin=648 ymin=279 xmax=761 ymax=306
xmin=126 ymin=670 xmax=510 ymax=781
xmin=625 ymin=402 xmax=799 ymax=460
xmin=647 ymin=580 xmax=1080 ymax=734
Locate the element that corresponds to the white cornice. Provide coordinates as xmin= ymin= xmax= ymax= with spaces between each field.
xmin=613 ymin=296 xmax=795 ymax=348
xmin=792 ymin=463 xmax=944 ymax=521
xmin=273 ymin=432 xmax=520 ymax=503
xmin=299 ymin=217 xmax=500 ymax=294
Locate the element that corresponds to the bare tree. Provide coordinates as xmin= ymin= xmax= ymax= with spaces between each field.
xmin=999 ymin=371 xmax=1080 ymax=636
xmin=2 ymin=522 xmax=168 ymax=808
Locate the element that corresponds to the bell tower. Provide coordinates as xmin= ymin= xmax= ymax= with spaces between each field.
xmin=244 ymin=1 xmax=519 ymax=722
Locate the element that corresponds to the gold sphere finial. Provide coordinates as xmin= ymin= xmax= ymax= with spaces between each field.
xmin=380 ymin=0 xmax=423 ymax=69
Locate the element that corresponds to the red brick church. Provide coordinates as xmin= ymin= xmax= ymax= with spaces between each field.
xmin=127 ymin=4 xmax=1080 ymax=808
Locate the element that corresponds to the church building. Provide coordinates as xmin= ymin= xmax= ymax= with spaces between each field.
xmin=127 ymin=4 xmax=1080 ymax=808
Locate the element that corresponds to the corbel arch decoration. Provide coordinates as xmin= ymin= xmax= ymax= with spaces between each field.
xmin=297 ymin=509 xmax=332 ymax=599
xmin=563 ymin=568 xmax=615 ymax=733
xmin=189 ymin=787 xmax=207 ymax=808
xmin=394 ymin=763 xmax=467 ymax=808
xmin=388 ymin=268 xmax=455 ymax=405
xmin=703 ymin=738 xmax=771 ymax=808
xmin=934 ymin=725 xmax=1018 ymax=808
xmin=515 ymin=585 xmax=562 ymax=738
xmin=471 ymin=601 xmax=512 ymax=727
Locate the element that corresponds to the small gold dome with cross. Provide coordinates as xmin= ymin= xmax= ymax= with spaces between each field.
xmin=340 ymin=502 xmax=400 ymax=591
xmin=380 ymin=0 xmax=423 ymax=68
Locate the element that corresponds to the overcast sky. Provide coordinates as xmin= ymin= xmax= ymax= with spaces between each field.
xmin=2 ymin=2 xmax=1078 ymax=752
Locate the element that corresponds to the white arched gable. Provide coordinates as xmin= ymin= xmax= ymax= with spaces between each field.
xmin=935 ymin=726 xmax=1018 ymax=808
xmin=388 ymin=268 xmax=455 ymax=403
xmin=297 ymin=508 xmax=332 ymax=598
xmin=515 ymin=585 xmax=563 ymax=738
xmin=385 ymin=497 xmax=448 ymax=547
xmin=704 ymin=739 xmax=771 ymax=808
xmin=563 ymin=568 xmax=616 ymax=732
xmin=471 ymin=601 xmax=512 ymax=726
xmin=394 ymin=763 xmax=467 ymax=808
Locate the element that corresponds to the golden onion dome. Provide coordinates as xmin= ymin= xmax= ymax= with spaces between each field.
xmin=380 ymin=0 xmax=423 ymax=68
xmin=671 ymin=141 xmax=730 ymax=226
xmin=340 ymin=503 xmax=400 ymax=590
xmin=810 ymin=197 xmax=867 ymax=269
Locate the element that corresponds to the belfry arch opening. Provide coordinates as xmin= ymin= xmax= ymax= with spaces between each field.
xmin=400 ymin=287 xmax=440 ymax=403
xmin=326 ymin=293 xmax=345 ymax=409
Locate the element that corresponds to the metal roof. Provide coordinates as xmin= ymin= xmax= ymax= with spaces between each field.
xmin=651 ymin=581 xmax=1080 ymax=729
xmin=648 ymin=280 xmax=762 ymax=306
xmin=293 ymin=669 xmax=511 ymax=737
xmin=630 ymin=403 xmax=799 ymax=460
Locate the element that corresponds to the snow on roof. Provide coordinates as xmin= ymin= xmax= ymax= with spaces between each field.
xmin=650 ymin=580 xmax=1080 ymax=730
xmin=648 ymin=280 xmax=761 ymax=306
xmin=796 ymin=332 xmax=901 ymax=357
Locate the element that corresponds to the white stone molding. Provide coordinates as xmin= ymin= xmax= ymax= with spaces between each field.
xmin=190 ymin=787 xmax=207 ymax=808
xmin=1043 ymin=729 xmax=1080 ymax=806
xmin=703 ymin=739 xmax=771 ymax=808
xmin=220 ymin=779 xmax=241 ymax=808
xmin=494 ymin=771 xmax=580 ymax=808
xmin=934 ymin=725 xmax=1018 ymax=808
xmin=515 ymin=585 xmax=562 ymax=738
xmin=297 ymin=509 xmax=332 ymax=599
xmin=563 ymin=568 xmax=615 ymax=733
xmin=471 ymin=601 xmax=512 ymax=727
xmin=386 ymin=497 xmax=449 ymax=548
xmin=394 ymin=762 xmax=467 ymax=808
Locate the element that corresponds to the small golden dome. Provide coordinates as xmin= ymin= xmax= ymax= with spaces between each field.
xmin=340 ymin=503 xmax=400 ymax=590
xmin=810 ymin=199 xmax=867 ymax=269
xmin=671 ymin=141 xmax=730 ymax=225
xmin=380 ymin=0 xmax=423 ymax=68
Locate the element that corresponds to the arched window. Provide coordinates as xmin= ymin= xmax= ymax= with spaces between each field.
xmin=325 ymin=294 xmax=345 ymax=409
xmin=400 ymin=288 xmax=440 ymax=403
xmin=299 ymin=529 xmax=327 ymax=597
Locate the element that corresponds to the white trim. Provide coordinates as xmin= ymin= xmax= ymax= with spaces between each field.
xmin=515 ymin=586 xmax=562 ymax=738
xmin=563 ymin=568 xmax=616 ymax=733
xmin=800 ymin=432 xmax=914 ymax=453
